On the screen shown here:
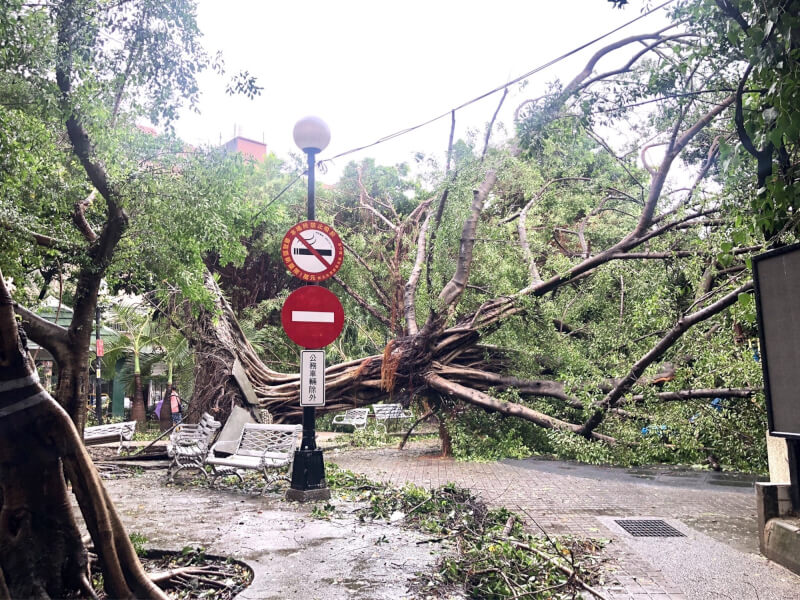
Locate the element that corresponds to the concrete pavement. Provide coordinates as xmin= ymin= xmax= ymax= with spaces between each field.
xmin=328 ymin=439 xmax=800 ymax=599
xmin=99 ymin=466 xmax=440 ymax=600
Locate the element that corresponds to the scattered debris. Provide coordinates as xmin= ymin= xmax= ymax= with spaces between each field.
xmin=323 ymin=464 xmax=606 ymax=598
xmin=94 ymin=463 xmax=141 ymax=480
xmin=93 ymin=547 xmax=252 ymax=600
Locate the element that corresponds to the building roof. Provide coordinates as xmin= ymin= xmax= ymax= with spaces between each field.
xmin=223 ymin=136 xmax=267 ymax=161
xmin=27 ymin=299 xmax=119 ymax=355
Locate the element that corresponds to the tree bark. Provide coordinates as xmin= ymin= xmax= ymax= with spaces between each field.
xmin=438 ymin=416 xmax=453 ymax=458
xmin=131 ymin=372 xmax=146 ymax=430
xmin=1 ymin=268 xmax=166 ymax=599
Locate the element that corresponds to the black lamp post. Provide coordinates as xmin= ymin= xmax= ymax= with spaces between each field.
xmin=287 ymin=115 xmax=332 ymax=502
xmin=94 ymin=303 xmax=103 ymax=425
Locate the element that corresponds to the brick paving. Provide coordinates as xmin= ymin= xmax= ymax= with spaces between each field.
xmin=327 ymin=440 xmax=800 ymax=599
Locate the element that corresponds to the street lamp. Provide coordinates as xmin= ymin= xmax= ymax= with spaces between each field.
xmin=292 ymin=116 xmax=330 ymax=221
xmin=287 ymin=115 xmax=332 ymax=502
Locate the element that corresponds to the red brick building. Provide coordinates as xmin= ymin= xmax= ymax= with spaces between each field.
xmin=223 ymin=136 xmax=267 ymax=161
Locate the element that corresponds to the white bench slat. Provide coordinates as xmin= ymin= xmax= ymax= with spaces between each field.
xmin=371 ymin=403 xmax=413 ymax=432
xmin=83 ymin=421 xmax=137 ymax=454
xmin=166 ymin=413 xmax=222 ymax=482
xmin=372 ymin=403 xmax=413 ymax=421
xmin=331 ymin=408 xmax=369 ymax=430
xmin=205 ymin=423 xmax=301 ymax=492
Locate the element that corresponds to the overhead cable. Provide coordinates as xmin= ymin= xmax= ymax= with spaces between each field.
xmin=318 ymin=0 xmax=676 ymax=168
xmin=257 ymin=0 xmax=676 ymax=219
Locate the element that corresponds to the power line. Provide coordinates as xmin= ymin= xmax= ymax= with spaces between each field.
xmin=318 ymin=0 xmax=676 ymax=168
xmin=250 ymin=170 xmax=306 ymax=226
xmin=255 ymin=0 xmax=676 ymax=220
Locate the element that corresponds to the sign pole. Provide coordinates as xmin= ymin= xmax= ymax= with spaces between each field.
xmin=286 ymin=146 xmax=331 ymax=502
xmin=95 ymin=304 xmax=103 ymax=425
xmin=302 ymin=148 xmax=318 ymax=454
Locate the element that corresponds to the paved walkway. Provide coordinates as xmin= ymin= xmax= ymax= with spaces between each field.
xmin=328 ymin=440 xmax=800 ymax=600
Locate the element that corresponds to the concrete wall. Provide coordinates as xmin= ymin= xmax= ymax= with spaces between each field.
xmin=767 ymin=431 xmax=791 ymax=482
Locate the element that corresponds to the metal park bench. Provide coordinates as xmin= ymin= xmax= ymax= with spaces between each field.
xmin=371 ymin=403 xmax=413 ymax=432
xmin=166 ymin=412 xmax=222 ymax=482
xmin=204 ymin=423 xmax=301 ymax=492
xmin=331 ymin=407 xmax=370 ymax=431
xmin=83 ymin=420 xmax=137 ymax=454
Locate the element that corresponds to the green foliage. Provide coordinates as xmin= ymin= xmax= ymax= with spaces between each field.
xmin=447 ymin=406 xmax=543 ymax=462
xmin=1 ymin=0 xmax=266 ymax=309
xmin=179 ymin=546 xmax=208 ymax=566
xmin=86 ymin=412 xmax=125 ymax=427
xmin=541 ymin=429 xmax=619 ymax=465
xmin=105 ymin=136 xmax=256 ymax=303
xmin=132 ymin=426 xmax=162 ymax=442
xmin=324 ymin=465 xmax=603 ymax=599
xmin=671 ymin=0 xmax=800 ymax=239
xmin=128 ymin=532 xmax=148 ymax=557
xmin=349 ymin=423 xmax=392 ymax=448
xmin=310 ymin=503 xmax=335 ymax=519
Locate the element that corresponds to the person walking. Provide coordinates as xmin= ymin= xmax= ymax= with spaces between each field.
xmin=169 ymin=386 xmax=182 ymax=426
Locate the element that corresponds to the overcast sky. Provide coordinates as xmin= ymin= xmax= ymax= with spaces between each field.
xmin=173 ymin=0 xmax=671 ymax=181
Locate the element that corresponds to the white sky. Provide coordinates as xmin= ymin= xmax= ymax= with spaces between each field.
xmin=174 ymin=0 xmax=671 ymax=182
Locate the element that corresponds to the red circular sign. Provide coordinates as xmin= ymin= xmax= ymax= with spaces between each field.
xmin=281 ymin=221 xmax=344 ymax=282
xmin=281 ymin=286 xmax=345 ymax=348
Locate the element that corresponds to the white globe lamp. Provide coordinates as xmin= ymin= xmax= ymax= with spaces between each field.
xmin=293 ymin=116 xmax=331 ymax=153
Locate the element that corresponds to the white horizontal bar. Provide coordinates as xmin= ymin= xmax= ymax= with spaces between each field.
xmin=292 ymin=310 xmax=334 ymax=323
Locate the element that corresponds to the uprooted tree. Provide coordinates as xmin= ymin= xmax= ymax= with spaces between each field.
xmin=2 ymin=0 xmax=798 ymax=596
xmin=185 ymin=148 xmax=750 ymax=442
xmin=181 ymin=2 xmax=792 ymax=459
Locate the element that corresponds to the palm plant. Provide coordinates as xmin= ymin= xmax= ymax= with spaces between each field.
xmin=102 ymin=303 xmax=162 ymax=430
xmin=154 ymin=328 xmax=194 ymax=431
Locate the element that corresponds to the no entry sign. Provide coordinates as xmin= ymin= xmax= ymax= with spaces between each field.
xmin=281 ymin=286 xmax=344 ymax=349
xmin=281 ymin=221 xmax=344 ymax=282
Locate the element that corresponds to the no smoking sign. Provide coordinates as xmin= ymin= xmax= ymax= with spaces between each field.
xmin=281 ymin=221 xmax=344 ymax=282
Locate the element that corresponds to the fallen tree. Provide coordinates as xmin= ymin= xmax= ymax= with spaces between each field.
xmin=178 ymin=36 xmax=756 ymax=448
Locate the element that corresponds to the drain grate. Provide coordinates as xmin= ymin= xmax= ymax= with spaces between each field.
xmin=614 ymin=519 xmax=685 ymax=537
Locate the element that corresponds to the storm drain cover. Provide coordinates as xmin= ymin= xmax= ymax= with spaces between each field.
xmin=614 ymin=519 xmax=685 ymax=537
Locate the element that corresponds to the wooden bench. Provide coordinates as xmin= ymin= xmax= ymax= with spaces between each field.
xmin=205 ymin=423 xmax=301 ymax=491
xmin=372 ymin=403 xmax=413 ymax=432
xmin=83 ymin=420 xmax=137 ymax=454
xmin=166 ymin=412 xmax=222 ymax=482
xmin=331 ymin=408 xmax=369 ymax=431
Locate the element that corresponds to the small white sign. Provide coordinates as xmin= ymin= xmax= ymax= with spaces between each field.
xmin=292 ymin=310 xmax=335 ymax=323
xmin=300 ymin=350 xmax=325 ymax=406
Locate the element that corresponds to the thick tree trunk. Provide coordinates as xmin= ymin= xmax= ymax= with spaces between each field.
xmin=438 ymin=417 xmax=453 ymax=458
xmin=1 ymin=269 xmax=166 ymax=600
xmin=0 ymin=450 xmax=87 ymax=598
xmin=54 ymin=347 xmax=91 ymax=433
